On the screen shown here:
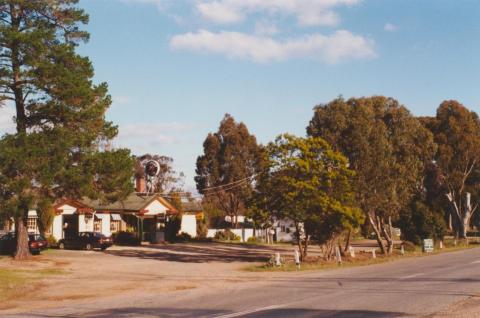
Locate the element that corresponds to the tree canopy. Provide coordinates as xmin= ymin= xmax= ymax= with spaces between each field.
xmin=421 ymin=100 xmax=480 ymax=238
xmin=195 ymin=114 xmax=263 ymax=228
xmin=251 ymin=134 xmax=363 ymax=260
xmin=307 ymin=96 xmax=436 ymax=254
xmin=0 ymin=0 xmax=134 ymax=259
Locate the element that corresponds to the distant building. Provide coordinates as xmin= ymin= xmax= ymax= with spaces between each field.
xmin=4 ymin=193 xmax=179 ymax=243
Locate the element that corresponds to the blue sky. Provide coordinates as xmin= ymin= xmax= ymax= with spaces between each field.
xmin=2 ymin=0 xmax=480 ymax=192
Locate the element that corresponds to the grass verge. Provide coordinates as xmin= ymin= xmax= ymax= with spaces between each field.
xmin=0 ymin=265 xmax=66 ymax=304
xmin=246 ymin=241 xmax=480 ymax=272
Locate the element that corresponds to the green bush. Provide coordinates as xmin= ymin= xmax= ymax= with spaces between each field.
xmin=247 ymin=236 xmax=258 ymax=243
xmin=398 ymin=199 xmax=447 ymax=245
xmin=402 ymin=241 xmax=416 ymax=252
xmin=214 ymin=229 xmax=240 ymax=241
xmin=196 ymin=219 xmax=208 ymax=238
xmin=46 ymin=235 xmax=57 ymax=247
xmin=175 ymin=232 xmax=192 ymax=242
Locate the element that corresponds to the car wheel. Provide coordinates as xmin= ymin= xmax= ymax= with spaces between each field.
xmin=59 ymin=242 xmax=65 ymax=250
xmin=85 ymin=243 xmax=92 ymax=251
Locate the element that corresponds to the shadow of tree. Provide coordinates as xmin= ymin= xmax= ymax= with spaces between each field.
xmin=105 ymin=243 xmax=289 ymax=263
xmin=23 ymin=307 xmax=408 ymax=318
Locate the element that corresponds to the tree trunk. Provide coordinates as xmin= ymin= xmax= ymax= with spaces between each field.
xmin=14 ymin=214 xmax=31 ymax=260
xmin=295 ymin=222 xmax=306 ymax=261
xmin=343 ymin=230 xmax=352 ymax=254
xmin=380 ymin=223 xmax=393 ymax=255
xmin=303 ymin=234 xmax=309 ymax=259
xmin=368 ymin=213 xmax=387 ymax=255
xmin=460 ymin=192 xmax=473 ymax=239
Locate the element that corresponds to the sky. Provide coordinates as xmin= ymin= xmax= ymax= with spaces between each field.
xmin=1 ymin=0 xmax=480 ymax=192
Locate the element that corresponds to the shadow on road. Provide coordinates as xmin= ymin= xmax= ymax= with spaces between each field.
xmin=22 ymin=307 xmax=408 ymax=318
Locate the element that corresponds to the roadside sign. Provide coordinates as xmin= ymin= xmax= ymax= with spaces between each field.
xmin=423 ymin=239 xmax=434 ymax=253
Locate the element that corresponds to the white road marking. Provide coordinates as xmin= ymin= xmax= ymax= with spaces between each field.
xmin=471 ymin=260 xmax=480 ymax=264
xmin=400 ymin=273 xmax=425 ymax=279
xmin=213 ymin=304 xmax=287 ymax=318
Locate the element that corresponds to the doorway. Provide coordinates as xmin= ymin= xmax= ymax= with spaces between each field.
xmin=63 ymin=214 xmax=78 ymax=238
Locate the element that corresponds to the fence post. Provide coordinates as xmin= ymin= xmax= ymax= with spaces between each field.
xmin=349 ymin=246 xmax=355 ymax=258
xmin=294 ymin=249 xmax=300 ymax=270
xmin=335 ymin=246 xmax=342 ymax=265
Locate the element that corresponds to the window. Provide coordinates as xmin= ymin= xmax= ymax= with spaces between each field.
xmin=110 ymin=220 xmax=120 ymax=232
xmin=27 ymin=218 xmax=37 ymax=232
xmin=94 ymin=219 xmax=102 ymax=233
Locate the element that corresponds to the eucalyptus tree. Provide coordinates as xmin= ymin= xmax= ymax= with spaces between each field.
xmin=0 ymin=0 xmax=134 ymax=259
xmin=422 ymin=101 xmax=480 ymax=238
xmin=307 ymin=96 xmax=436 ymax=254
xmin=195 ymin=114 xmax=264 ymax=228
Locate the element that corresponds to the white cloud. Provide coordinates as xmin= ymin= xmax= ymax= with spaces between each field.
xmin=254 ymin=20 xmax=279 ymax=36
xmin=170 ymin=29 xmax=375 ymax=63
xmin=114 ymin=122 xmax=195 ymax=154
xmin=384 ymin=23 xmax=398 ymax=32
xmin=0 ymin=105 xmax=16 ymax=135
xmin=196 ymin=0 xmax=361 ymax=26
xmin=121 ymin=0 xmax=170 ymax=12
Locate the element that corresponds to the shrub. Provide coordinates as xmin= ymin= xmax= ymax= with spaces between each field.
xmin=398 ymin=199 xmax=447 ymax=245
xmin=214 ymin=229 xmax=240 ymax=241
xmin=46 ymin=235 xmax=57 ymax=247
xmin=247 ymin=236 xmax=258 ymax=243
xmin=175 ymin=232 xmax=192 ymax=242
xmin=402 ymin=241 xmax=416 ymax=252
xmin=196 ymin=219 xmax=208 ymax=238
xmin=191 ymin=237 xmax=214 ymax=243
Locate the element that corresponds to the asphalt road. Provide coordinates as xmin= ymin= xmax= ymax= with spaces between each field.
xmin=6 ymin=247 xmax=480 ymax=318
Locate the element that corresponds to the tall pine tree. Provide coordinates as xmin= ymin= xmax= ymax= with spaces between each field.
xmin=0 ymin=1 xmax=134 ymax=259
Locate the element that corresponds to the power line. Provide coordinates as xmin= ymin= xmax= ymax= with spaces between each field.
xmin=157 ymin=175 xmax=257 ymax=200
xmin=201 ymin=174 xmax=257 ymax=192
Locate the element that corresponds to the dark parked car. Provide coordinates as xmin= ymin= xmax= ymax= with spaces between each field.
xmin=58 ymin=232 xmax=113 ymax=251
xmin=29 ymin=234 xmax=48 ymax=251
xmin=0 ymin=232 xmax=44 ymax=255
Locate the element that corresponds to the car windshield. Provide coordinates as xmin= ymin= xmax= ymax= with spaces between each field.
xmin=28 ymin=234 xmax=45 ymax=241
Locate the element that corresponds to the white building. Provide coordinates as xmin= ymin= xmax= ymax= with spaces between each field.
xmin=4 ymin=193 xmax=181 ymax=243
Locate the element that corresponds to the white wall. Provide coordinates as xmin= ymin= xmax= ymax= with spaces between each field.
xmin=207 ymin=228 xmax=254 ymax=242
xmin=78 ymin=214 xmax=87 ymax=232
xmin=180 ymin=214 xmax=197 ymax=238
xmin=57 ymin=204 xmax=77 ymax=215
xmin=100 ymin=215 xmax=111 ymax=237
xmin=52 ymin=215 xmax=63 ymax=240
xmin=143 ymin=199 xmax=168 ymax=216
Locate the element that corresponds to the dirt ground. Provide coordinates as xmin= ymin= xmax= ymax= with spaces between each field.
xmin=1 ymin=242 xmax=479 ymax=316
xmin=0 ymin=242 xmax=303 ymax=314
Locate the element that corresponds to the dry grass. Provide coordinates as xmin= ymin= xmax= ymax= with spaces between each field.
xmin=0 ymin=257 xmax=68 ymax=304
xmin=246 ymin=241 xmax=480 ymax=272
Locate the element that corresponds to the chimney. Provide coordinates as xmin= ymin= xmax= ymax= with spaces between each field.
xmin=136 ymin=176 xmax=146 ymax=193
